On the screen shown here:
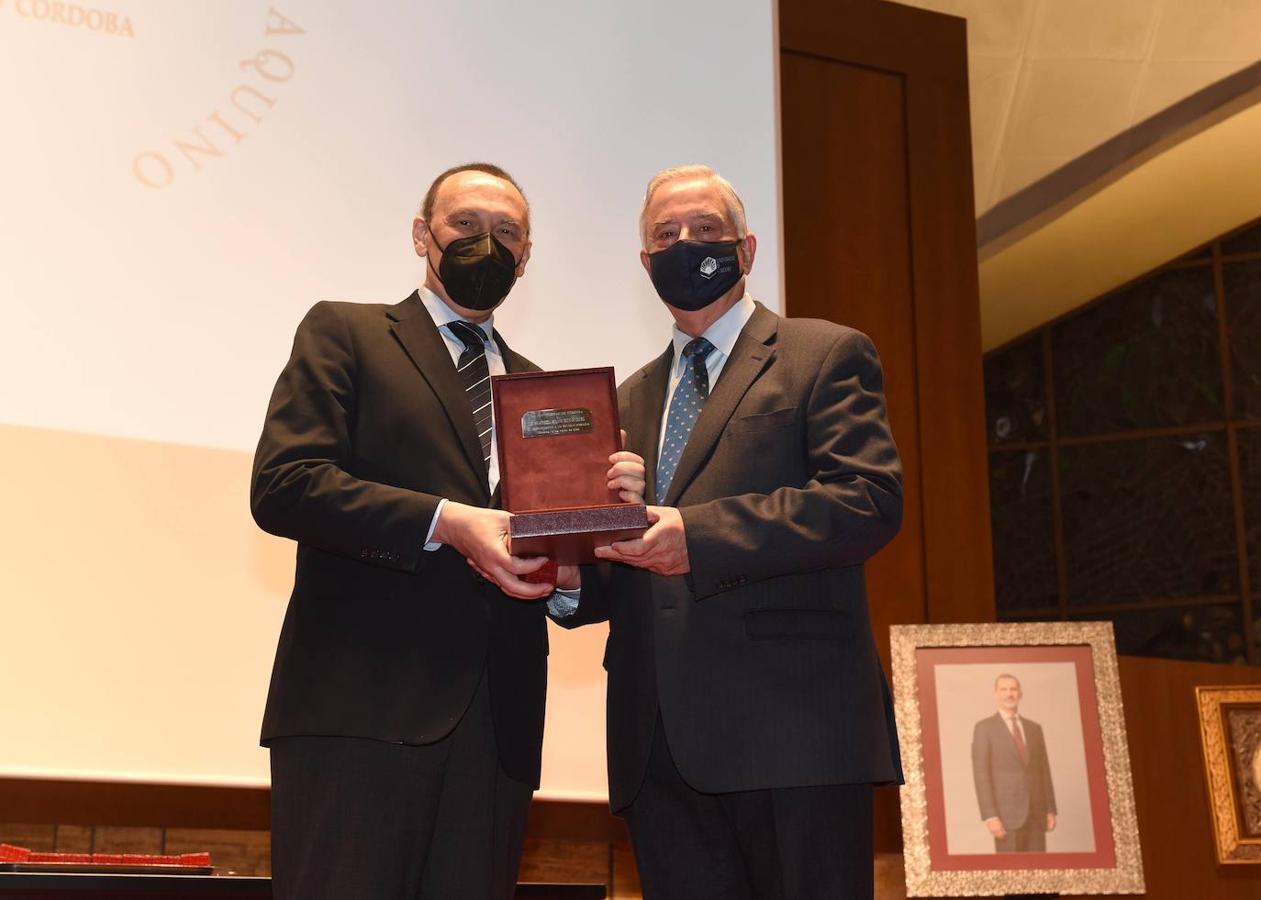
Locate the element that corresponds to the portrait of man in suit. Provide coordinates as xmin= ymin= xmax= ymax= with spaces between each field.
xmin=972 ymin=673 xmax=1059 ymax=853
xmin=555 ymin=163 xmax=903 ymax=900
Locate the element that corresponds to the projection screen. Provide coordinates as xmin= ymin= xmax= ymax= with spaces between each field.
xmin=0 ymin=0 xmax=781 ymax=800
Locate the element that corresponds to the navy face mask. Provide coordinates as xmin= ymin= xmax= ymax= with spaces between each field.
xmin=647 ymin=239 xmax=743 ymax=311
xmin=428 ymin=229 xmax=520 ymax=311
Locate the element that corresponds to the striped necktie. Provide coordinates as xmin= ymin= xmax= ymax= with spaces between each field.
xmin=446 ymin=320 xmax=494 ymax=471
xmin=656 ymin=337 xmax=716 ymax=500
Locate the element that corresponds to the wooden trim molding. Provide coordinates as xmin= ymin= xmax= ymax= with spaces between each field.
xmin=978 ymin=62 xmax=1261 ymax=257
xmin=0 ymin=779 xmax=271 ymax=831
xmin=0 ymin=778 xmax=625 ymax=843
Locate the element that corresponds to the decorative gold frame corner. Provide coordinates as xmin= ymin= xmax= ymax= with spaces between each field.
xmin=891 ymin=621 xmax=1145 ymax=896
xmin=1195 ymin=685 xmax=1261 ymax=864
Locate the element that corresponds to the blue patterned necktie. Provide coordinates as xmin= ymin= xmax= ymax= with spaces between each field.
xmin=656 ymin=337 xmax=716 ymax=500
xmin=446 ymin=320 xmax=493 ymax=472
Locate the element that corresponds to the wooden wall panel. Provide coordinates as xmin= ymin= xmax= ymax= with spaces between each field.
xmin=1084 ymin=657 xmax=1261 ymax=900
xmin=780 ymin=0 xmax=992 ymax=655
xmin=0 ymin=798 xmax=626 ymax=885
xmin=90 ymin=826 xmax=163 ymax=855
xmin=164 ymin=829 xmax=271 ymax=878
xmin=780 ymin=50 xmax=927 ymax=666
xmin=52 ymin=825 xmax=92 ymax=853
xmin=904 ymin=68 xmax=993 ymax=629
xmin=780 ymin=0 xmax=990 ymax=855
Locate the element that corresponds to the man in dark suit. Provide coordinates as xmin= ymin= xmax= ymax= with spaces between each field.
xmin=251 ymin=162 xmax=643 ymax=899
xmin=972 ymin=673 xmax=1058 ymax=852
xmin=555 ymin=164 xmax=904 ymax=899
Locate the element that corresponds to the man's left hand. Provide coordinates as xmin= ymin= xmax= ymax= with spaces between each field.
xmin=1046 ymin=813 xmax=1057 ymax=832
xmin=594 ymin=505 xmax=689 ymax=575
xmin=608 ymin=431 xmax=646 ymax=504
xmin=608 ymin=450 xmax=646 ymax=504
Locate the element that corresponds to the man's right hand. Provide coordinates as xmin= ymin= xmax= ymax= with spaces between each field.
xmin=984 ymin=817 xmax=1007 ymax=839
xmin=432 ymin=502 xmax=554 ymax=600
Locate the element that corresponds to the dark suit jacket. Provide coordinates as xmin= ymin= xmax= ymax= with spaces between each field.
xmin=250 ymin=292 xmax=549 ymax=787
xmin=971 ymin=713 xmax=1057 ymax=830
xmin=562 ymin=303 xmax=904 ymax=811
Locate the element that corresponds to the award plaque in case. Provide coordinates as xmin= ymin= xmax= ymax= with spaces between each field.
xmin=492 ymin=367 xmax=649 ymax=565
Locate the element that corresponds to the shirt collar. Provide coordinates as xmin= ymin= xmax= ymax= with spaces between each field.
xmin=418 ymin=284 xmax=494 ymax=343
xmin=670 ymin=292 xmax=757 ymax=370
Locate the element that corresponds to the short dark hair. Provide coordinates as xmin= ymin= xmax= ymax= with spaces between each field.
xmin=420 ymin=162 xmax=529 ymax=234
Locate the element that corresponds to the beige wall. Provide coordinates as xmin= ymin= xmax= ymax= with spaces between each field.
xmin=0 ymin=424 xmax=610 ymax=800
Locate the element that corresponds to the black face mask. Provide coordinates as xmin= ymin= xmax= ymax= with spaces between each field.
xmin=647 ymin=239 xmax=743 ymax=311
xmin=428 ymin=230 xmax=520 ymax=311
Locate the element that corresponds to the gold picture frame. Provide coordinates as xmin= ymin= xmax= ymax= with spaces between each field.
xmin=891 ymin=621 xmax=1144 ymax=896
xmin=1196 ymin=685 xmax=1261 ymax=864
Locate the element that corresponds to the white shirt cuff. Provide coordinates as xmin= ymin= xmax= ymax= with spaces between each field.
xmin=422 ymin=498 xmax=449 ymax=551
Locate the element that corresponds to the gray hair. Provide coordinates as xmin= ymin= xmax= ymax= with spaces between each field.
xmin=639 ymin=164 xmax=748 ymax=248
xmin=994 ymin=673 xmax=1021 ymax=690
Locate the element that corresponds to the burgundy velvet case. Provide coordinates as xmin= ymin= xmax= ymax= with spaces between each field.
xmin=492 ymin=367 xmax=648 ymax=565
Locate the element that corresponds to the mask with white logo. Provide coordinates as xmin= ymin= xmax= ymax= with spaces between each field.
xmin=647 ymin=239 xmax=743 ymax=311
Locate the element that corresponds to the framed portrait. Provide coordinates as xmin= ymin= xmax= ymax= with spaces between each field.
xmin=1196 ymin=685 xmax=1261 ymax=864
xmin=891 ymin=621 xmax=1144 ymax=896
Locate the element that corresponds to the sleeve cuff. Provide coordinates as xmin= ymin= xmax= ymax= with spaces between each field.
xmin=422 ymin=498 xmax=449 ymax=551
xmin=547 ymin=587 xmax=581 ymax=618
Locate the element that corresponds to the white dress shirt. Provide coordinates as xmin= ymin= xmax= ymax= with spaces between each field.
xmin=416 ymin=286 xmax=578 ymax=610
xmin=418 ymin=285 xmax=504 ymax=550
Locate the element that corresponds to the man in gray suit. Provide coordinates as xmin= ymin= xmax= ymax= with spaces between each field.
xmin=555 ymin=164 xmax=903 ymax=899
xmin=972 ymin=673 xmax=1058 ymax=852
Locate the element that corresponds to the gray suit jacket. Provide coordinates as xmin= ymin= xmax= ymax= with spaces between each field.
xmin=971 ymin=713 xmax=1057 ymax=830
xmin=563 ymin=303 xmax=904 ymax=811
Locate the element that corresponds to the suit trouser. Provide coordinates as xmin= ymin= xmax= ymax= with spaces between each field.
xmin=268 ymin=672 xmax=532 ymax=900
xmin=623 ymin=718 xmax=875 ymax=900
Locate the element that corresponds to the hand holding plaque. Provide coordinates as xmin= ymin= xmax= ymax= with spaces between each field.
xmin=492 ymin=367 xmax=649 ymax=568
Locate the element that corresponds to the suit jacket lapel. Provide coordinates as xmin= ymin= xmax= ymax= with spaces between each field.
xmin=389 ymin=291 xmax=488 ymax=492
xmin=492 ymin=329 xmax=531 ymax=375
xmin=663 ymin=305 xmax=778 ymax=506
xmin=628 ymin=345 xmax=673 ymax=506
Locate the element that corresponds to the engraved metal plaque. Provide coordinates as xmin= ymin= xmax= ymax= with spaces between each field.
xmin=521 ymin=407 xmax=594 ymax=438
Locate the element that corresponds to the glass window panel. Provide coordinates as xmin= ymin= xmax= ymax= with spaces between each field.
xmin=1224 ymin=260 xmax=1261 ymax=420
xmin=1053 ymin=267 xmax=1221 ymax=435
xmin=1241 ymin=426 xmax=1261 ymax=592
xmin=1253 ymin=598 xmax=1261 ymax=663
xmin=1060 ymin=433 xmax=1236 ymax=605
xmin=984 ymin=335 xmax=1046 ymax=445
xmin=1074 ymin=604 xmax=1247 ymax=665
xmin=1222 ymin=220 xmax=1261 ymax=256
xmin=989 ymin=449 xmax=1058 ymax=612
